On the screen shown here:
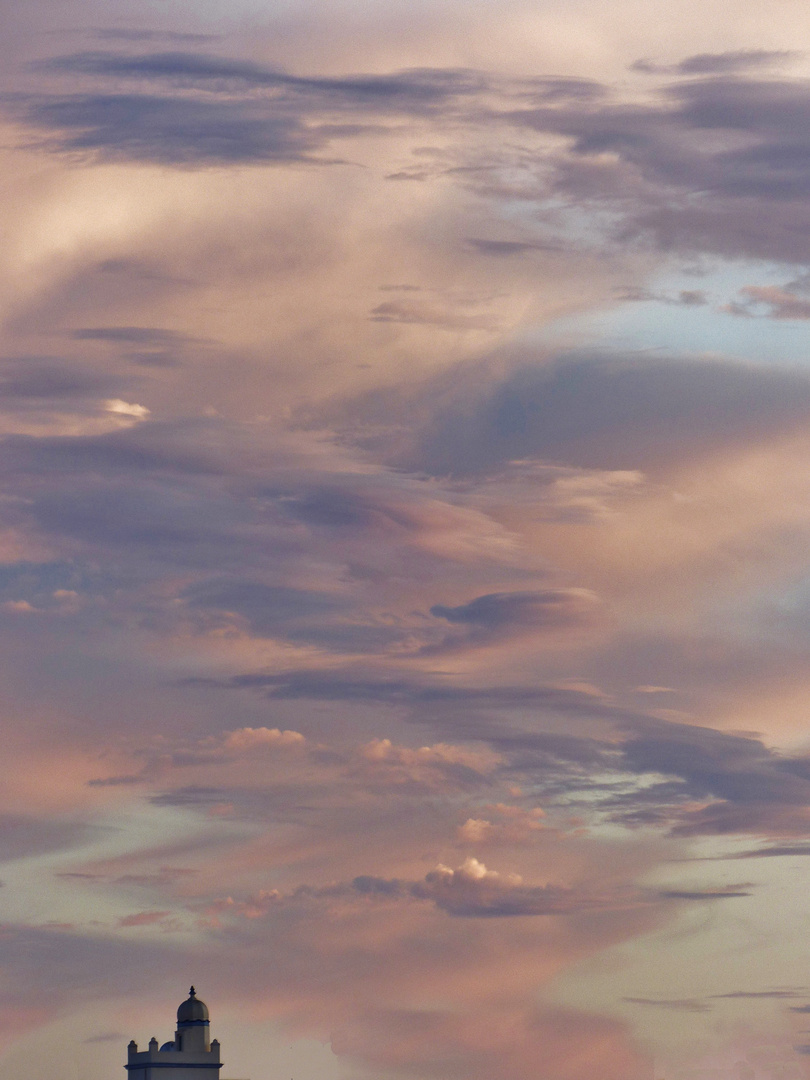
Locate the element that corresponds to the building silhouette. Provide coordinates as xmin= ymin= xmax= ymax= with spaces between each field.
xmin=125 ymin=987 xmax=223 ymax=1080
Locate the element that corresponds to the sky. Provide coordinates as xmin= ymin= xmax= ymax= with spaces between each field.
xmin=7 ymin=2 xmax=810 ymax=1079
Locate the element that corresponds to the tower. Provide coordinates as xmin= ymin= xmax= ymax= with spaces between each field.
xmin=125 ymin=988 xmax=223 ymax=1080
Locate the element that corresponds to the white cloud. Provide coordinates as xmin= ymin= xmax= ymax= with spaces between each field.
xmin=223 ymin=726 xmax=306 ymax=750
xmin=104 ymin=399 xmax=150 ymax=419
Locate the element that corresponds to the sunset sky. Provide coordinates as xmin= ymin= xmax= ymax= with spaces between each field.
xmin=7 ymin=2 xmax=810 ymax=1079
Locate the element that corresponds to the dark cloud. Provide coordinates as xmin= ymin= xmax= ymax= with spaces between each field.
xmin=514 ymin=73 xmax=810 ymax=202
xmin=352 ymin=875 xmax=408 ymax=897
xmin=381 ymin=353 xmax=810 ymax=476
xmin=656 ymin=888 xmax=751 ymax=900
xmin=71 ymin=326 xmax=202 ymax=345
xmin=7 ymin=256 xmax=194 ymax=340
xmin=18 ymin=49 xmax=488 ymax=170
xmin=0 ymin=560 xmax=110 ymax=608
xmin=368 ymin=300 xmax=495 ymax=329
xmin=0 ymin=359 xmax=114 ymax=400
xmin=0 ymin=422 xmax=228 ymax=479
xmin=0 ymin=420 xmax=560 ymax=652
xmin=31 ymin=482 xmax=221 ymax=550
xmin=524 ymin=77 xmax=607 ymax=102
xmin=714 ymin=990 xmax=804 ymax=999
xmin=495 ymin=71 xmax=810 ymax=260
xmin=182 ymin=579 xmax=343 ymax=637
xmin=280 ymin=487 xmax=384 ymax=528
xmin=17 ymin=93 xmax=330 ymax=165
xmin=617 ymin=286 xmax=707 ymax=306
xmin=0 ymin=425 xmax=298 ymax=573
xmin=668 ymin=801 xmax=810 ymax=837
xmin=86 ymin=774 xmax=144 ymax=787
xmin=0 ymin=922 xmax=203 ymax=1017
xmin=612 ymin=719 xmax=810 ymax=837
xmin=465 ymin=238 xmax=559 ymax=255
xmin=38 ymin=50 xmax=488 ymax=108
xmin=623 ymin=997 xmax=710 ymax=1012
xmin=192 ymin=667 xmax=622 ymax=715
xmin=676 ymin=50 xmax=798 ymax=75
xmin=717 ymin=844 xmax=810 ymax=859
xmin=631 ymin=51 xmax=798 ymax=76
xmin=179 ymin=575 xmax=417 ymax=654
xmin=149 ymin=786 xmax=229 ymax=807
xmin=431 ymin=589 xmax=593 ymax=629
xmin=427 ymin=589 xmax=598 ymax=649
xmin=619 ymin=722 xmax=778 ymax=803
xmin=89 ymin=30 xmax=219 ymax=44
xmin=0 ymin=814 xmax=92 ymax=861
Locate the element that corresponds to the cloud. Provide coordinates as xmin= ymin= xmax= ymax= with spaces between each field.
xmin=38 ymin=50 xmax=487 ymax=107
xmin=632 ymin=51 xmax=798 ymax=76
xmin=5 ymin=21 xmax=810 ymax=1080
xmin=360 ymin=737 xmax=499 ymax=772
xmin=86 ymin=774 xmax=143 ymax=787
xmin=368 ymin=299 xmax=497 ymax=330
xmin=656 ymin=887 xmax=752 ymax=900
xmin=205 ymin=857 xmax=631 ymax=921
xmin=374 ymin=353 xmax=810 ymax=476
xmin=618 ymin=286 xmax=707 ymax=306
xmin=331 ymin=1003 xmax=651 ymax=1080
xmin=724 ymin=285 xmax=810 ymax=319
xmin=222 ymin=727 xmax=306 ymax=751
xmin=465 ymin=238 xmax=558 ymax=256
xmin=13 ymin=50 xmax=489 ymax=166
xmin=117 ymin=910 xmax=174 ymax=927
xmin=191 ymin=668 xmax=623 ymax=718
xmin=493 ymin=69 xmax=810 ymax=261
xmin=0 ymin=814 xmax=91 ymax=861
xmin=429 ymin=588 xmax=599 ymax=647
xmin=182 ymin=672 xmax=810 ymax=840
xmin=412 ymin=857 xmax=583 ymax=917
xmin=0 ymin=419 xmax=527 ymax=612
xmin=717 ymin=844 xmax=810 ymax=858
xmin=89 ymin=30 xmax=220 ymax=44
xmin=352 ymin=737 xmax=502 ymax=792
xmin=675 ymin=51 xmax=799 ymax=75
xmin=0 ymin=562 xmax=109 ymax=611
xmin=623 ymin=997 xmax=710 ymax=1012
xmin=0 ymin=359 xmax=115 ymax=400
xmin=714 ymin=990 xmax=804 ymax=999
xmin=149 ymin=786 xmax=229 ymax=807
xmin=17 ymin=93 xmax=331 ymax=166
xmin=12 ymin=45 xmax=810 ymax=268
xmin=105 ymin=398 xmax=149 ymax=418
xmin=457 ymin=805 xmax=546 ymax=846
xmin=181 ymin=579 xmax=343 ymax=637
xmin=71 ymin=326 xmax=201 ymax=345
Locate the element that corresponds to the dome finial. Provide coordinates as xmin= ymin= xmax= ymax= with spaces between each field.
xmin=189 ymin=986 xmax=196 ymax=998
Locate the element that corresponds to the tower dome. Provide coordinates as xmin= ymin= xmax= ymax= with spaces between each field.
xmin=125 ymin=987 xmax=221 ymax=1080
xmin=177 ymin=986 xmax=210 ymax=1024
